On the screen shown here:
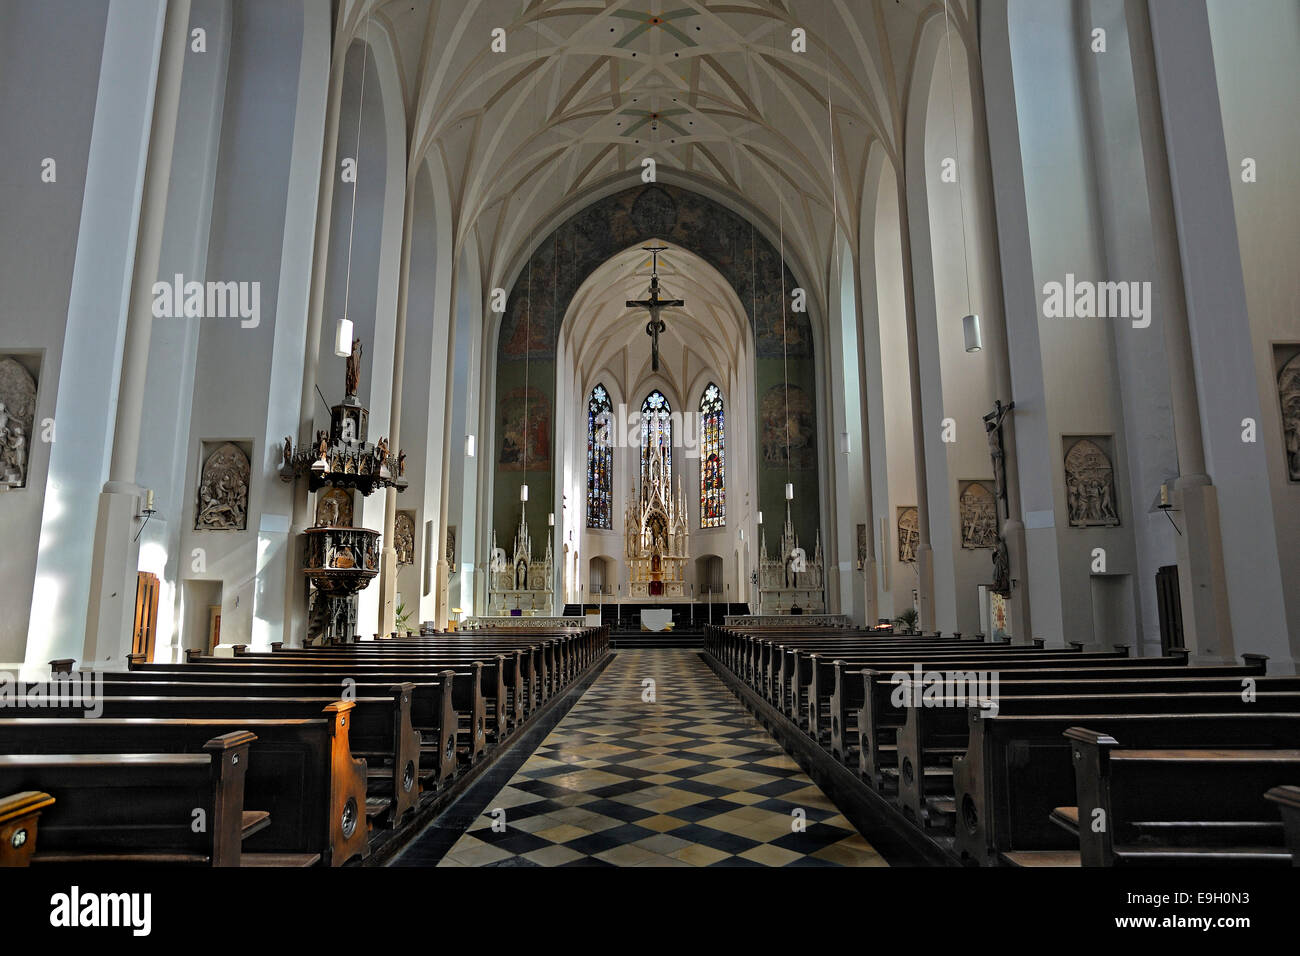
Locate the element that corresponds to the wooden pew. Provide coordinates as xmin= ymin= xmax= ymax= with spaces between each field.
xmin=0 ymin=791 xmax=54 ymax=867
xmin=894 ymin=681 xmax=1300 ymax=827
xmin=829 ymin=655 xmax=1254 ymax=763
xmin=952 ymin=711 xmax=1300 ymax=865
xmin=1264 ymin=785 xmax=1300 ymax=866
xmin=100 ymin=673 xmax=461 ymax=784
xmin=0 ymin=709 xmax=368 ymax=866
xmin=0 ymin=732 xmax=257 ymax=866
xmin=3 ymin=688 xmax=421 ymax=827
xmin=1061 ymin=729 xmax=1300 ymax=866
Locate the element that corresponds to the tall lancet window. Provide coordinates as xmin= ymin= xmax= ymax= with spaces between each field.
xmin=586 ymin=383 xmax=613 ymax=529
xmin=640 ymin=390 xmax=672 ymax=485
xmin=699 ymin=383 xmax=725 ymax=527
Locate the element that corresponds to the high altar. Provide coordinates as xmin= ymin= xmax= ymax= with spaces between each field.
xmin=624 ymin=438 xmax=688 ymax=598
xmin=487 ymin=504 xmax=554 ymax=614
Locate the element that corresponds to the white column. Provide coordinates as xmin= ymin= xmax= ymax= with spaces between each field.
xmin=283 ymin=16 xmax=347 ymax=647
xmin=377 ymin=178 xmax=417 ymax=637
xmin=84 ymin=0 xmax=192 ymax=667
xmin=896 ymin=174 xmax=936 ymax=631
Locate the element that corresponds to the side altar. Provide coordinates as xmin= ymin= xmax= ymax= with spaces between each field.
xmin=487 ymin=502 xmax=554 ymax=614
xmin=757 ymin=503 xmax=825 ymax=613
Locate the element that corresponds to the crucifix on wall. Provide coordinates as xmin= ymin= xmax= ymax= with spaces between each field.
xmin=626 ymin=245 xmax=683 ymax=373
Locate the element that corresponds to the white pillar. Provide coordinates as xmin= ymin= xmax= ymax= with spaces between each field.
xmin=896 ymin=174 xmax=936 ymax=631
xmin=284 ymin=13 xmax=348 ymax=647
xmin=84 ymin=0 xmax=192 ymax=667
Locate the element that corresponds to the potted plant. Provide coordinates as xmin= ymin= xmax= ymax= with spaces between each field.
xmin=893 ymin=606 xmax=919 ymax=635
xmin=394 ymin=600 xmax=413 ymax=638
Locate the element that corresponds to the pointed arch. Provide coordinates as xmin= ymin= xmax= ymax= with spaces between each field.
xmin=699 ymin=382 xmax=726 ymax=528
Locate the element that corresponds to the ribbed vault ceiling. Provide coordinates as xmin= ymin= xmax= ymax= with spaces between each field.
xmin=347 ymin=0 xmax=973 ymax=296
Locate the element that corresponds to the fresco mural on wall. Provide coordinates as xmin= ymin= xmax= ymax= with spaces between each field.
xmin=760 ymin=384 xmax=815 ymax=470
xmin=499 ymin=386 xmax=551 ymax=471
xmin=497 ymin=183 xmax=812 ymax=363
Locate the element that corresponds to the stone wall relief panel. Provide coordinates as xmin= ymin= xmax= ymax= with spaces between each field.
xmin=1063 ymin=436 xmax=1120 ymax=528
xmin=195 ymin=441 xmax=251 ymax=531
xmin=1274 ymin=345 xmax=1300 ymax=483
xmin=897 ymin=506 xmax=919 ymax=563
xmin=958 ymin=480 xmax=998 ymax=549
xmin=0 ymin=355 xmax=40 ymax=490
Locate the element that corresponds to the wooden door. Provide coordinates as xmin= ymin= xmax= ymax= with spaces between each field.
xmin=132 ymin=571 xmax=160 ymax=661
xmin=1155 ymin=565 xmax=1183 ymax=656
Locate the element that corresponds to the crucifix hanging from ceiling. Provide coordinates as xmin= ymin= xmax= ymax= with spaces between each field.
xmin=626 ymin=244 xmax=684 ymax=372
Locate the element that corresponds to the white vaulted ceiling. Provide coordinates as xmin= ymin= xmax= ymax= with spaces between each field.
xmin=348 ymin=0 xmax=971 ymax=296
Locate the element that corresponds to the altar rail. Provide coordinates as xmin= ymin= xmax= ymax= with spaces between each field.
xmin=457 ymin=616 xmax=586 ymax=630
xmin=722 ymin=614 xmax=850 ymax=628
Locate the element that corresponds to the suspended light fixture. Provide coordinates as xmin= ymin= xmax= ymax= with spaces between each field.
xmin=337 ymin=13 xmax=371 ymax=363
xmin=465 ymin=434 xmax=476 ymax=458
xmin=839 ymin=431 xmax=851 ymax=455
xmin=785 ymin=483 xmax=794 ymax=501
xmin=334 ymin=318 xmax=354 ymax=357
xmin=943 ymin=0 xmax=980 ymax=350
xmin=520 ymin=485 xmax=529 ymax=502
xmin=547 ymin=512 xmax=554 ymax=527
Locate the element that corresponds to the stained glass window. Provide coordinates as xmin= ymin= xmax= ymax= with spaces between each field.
xmin=699 ymin=383 xmax=725 ymax=527
xmin=586 ymin=384 xmax=613 ymax=529
xmin=640 ymin=390 xmax=672 ymax=486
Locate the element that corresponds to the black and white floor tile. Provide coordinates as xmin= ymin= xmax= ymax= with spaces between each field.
xmin=426 ymin=650 xmax=886 ymax=867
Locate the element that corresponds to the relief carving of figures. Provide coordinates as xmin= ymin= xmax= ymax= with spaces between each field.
xmin=1064 ymin=438 xmax=1120 ymax=528
xmin=315 ymin=487 xmax=353 ymax=528
xmin=897 ymin=507 xmax=919 ymax=564
xmin=195 ymin=443 xmax=250 ymax=531
xmin=0 ymin=358 xmax=38 ymax=489
xmin=1278 ymin=351 xmax=1300 ymax=482
xmin=395 ymin=513 xmax=415 ymax=567
xmin=959 ymin=481 xmax=998 ymax=550
xmin=445 ymin=526 xmax=456 ymax=566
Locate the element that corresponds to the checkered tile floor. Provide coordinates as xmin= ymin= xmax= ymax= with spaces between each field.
xmin=431 ymin=650 xmax=887 ymax=867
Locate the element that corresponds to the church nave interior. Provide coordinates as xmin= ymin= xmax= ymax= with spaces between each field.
xmin=0 ymin=0 xmax=1298 ymax=933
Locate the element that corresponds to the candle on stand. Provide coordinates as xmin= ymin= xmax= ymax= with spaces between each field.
xmin=145 ymin=489 xmax=155 ymax=512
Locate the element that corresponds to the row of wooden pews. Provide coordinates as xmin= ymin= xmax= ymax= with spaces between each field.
xmin=0 ymin=625 xmax=608 ymax=867
xmin=704 ymin=623 xmax=1300 ymax=866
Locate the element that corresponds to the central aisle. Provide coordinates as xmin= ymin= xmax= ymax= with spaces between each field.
xmin=429 ymin=650 xmax=887 ymax=867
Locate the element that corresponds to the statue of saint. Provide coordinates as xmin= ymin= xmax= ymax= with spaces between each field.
xmin=345 ymin=338 xmax=362 ymax=399
xmin=991 ymin=536 xmax=1011 ymax=597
